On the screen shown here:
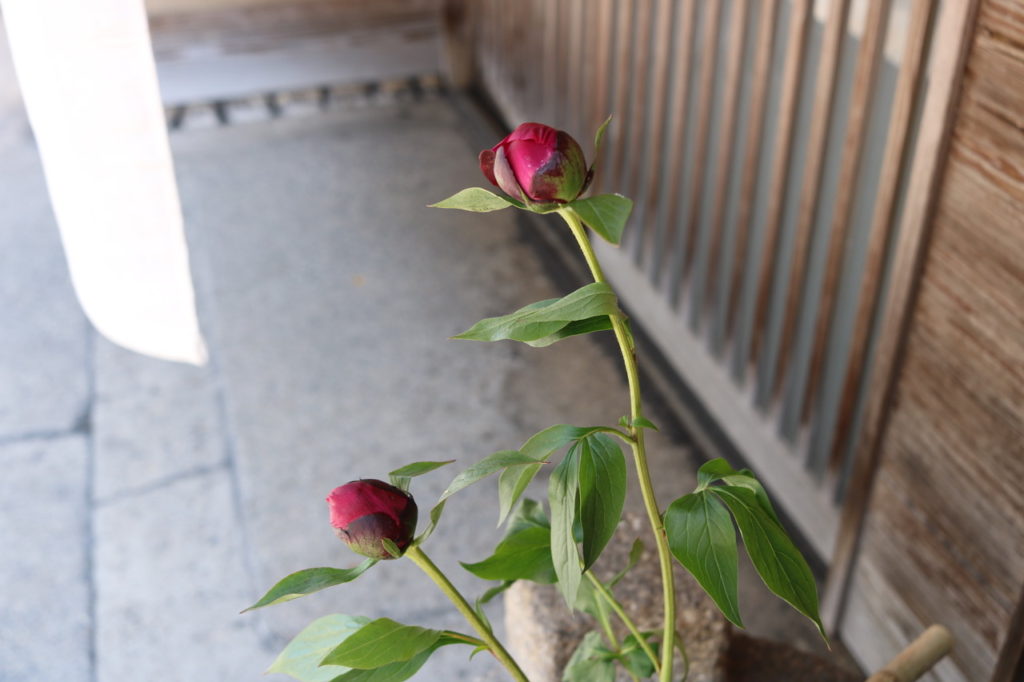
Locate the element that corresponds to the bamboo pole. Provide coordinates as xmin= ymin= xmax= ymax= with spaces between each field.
xmin=865 ymin=625 xmax=953 ymax=682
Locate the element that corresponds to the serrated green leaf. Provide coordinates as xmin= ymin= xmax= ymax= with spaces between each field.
xmin=454 ymin=283 xmax=619 ymax=344
xmin=710 ymin=485 xmax=825 ymax=640
xmin=389 ymin=460 xmax=454 ymax=491
xmin=429 ymin=187 xmax=522 ymax=212
xmin=439 ymin=450 xmax=539 ymax=503
xmin=578 ymin=434 xmax=626 ymax=569
xmin=268 ymin=614 xmax=370 ymax=682
xmin=321 ymin=618 xmax=442 ymax=669
xmin=549 ymin=444 xmax=583 ymax=608
xmin=665 ymin=491 xmax=743 ymax=627
xmin=562 ymin=632 xmax=616 ymax=682
xmin=461 ymin=525 xmax=555 ymax=583
xmin=244 ymin=560 xmax=377 ymax=612
xmin=524 ymin=315 xmax=614 ymax=347
xmin=568 ymin=194 xmax=633 ymax=245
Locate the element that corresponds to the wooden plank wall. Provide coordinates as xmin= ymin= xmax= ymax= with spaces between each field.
xmin=838 ymin=1 xmax=1024 ymax=679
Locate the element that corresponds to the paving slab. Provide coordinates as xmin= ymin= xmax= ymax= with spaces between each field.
xmin=0 ymin=435 xmax=91 ymax=682
xmin=91 ymin=337 xmax=225 ymax=501
xmin=0 ymin=147 xmax=90 ymax=441
xmin=93 ymin=470 xmax=270 ymax=682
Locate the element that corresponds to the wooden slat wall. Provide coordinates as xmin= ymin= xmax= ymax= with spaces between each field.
xmin=461 ymin=2 xmax=1021 ymax=677
xmin=835 ymin=0 xmax=1024 ymax=679
xmin=468 ymin=0 xmax=952 ymax=559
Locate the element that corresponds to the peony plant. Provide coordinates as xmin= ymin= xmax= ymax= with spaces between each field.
xmin=245 ymin=119 xmax=825 ymax=682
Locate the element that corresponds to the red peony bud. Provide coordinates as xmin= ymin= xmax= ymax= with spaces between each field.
xmin=478 ymin=122 xmax=589 ymax=204
xmin=327 ymin=479 xmax=418 ymax=560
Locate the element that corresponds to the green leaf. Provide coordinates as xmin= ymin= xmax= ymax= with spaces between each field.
xmin=524 ymin=315 xmax=614 ymax=347
xmin=244 ymin=560 xmax=377 ymax=612
xmin=461 ymin=525 xmax=556 ymax=583
xmin=497 ymin=463 xmax=545 ymax=527
xmin=619 ymin=632 xmax=659 ymax=679
xmin=477 ymin=580 xmax=515 ymax=606
xmin=414 ymin=500 xmax=446 ymax=546
xmin=454 ymin=283 xmax=619 ymax=344
xmin=268 ymin=614 xmax=370 ymax=682
xmin=549 ymin=443 xmax=583 ymax=608
xmin=562 ymin=632 xmax=616 ymax=682
xmin=380 ymin=538 xmax=402 ymax=559
xmin=577 ymin=434 xmax=626 ymax=569
xmin=497 ymin=424 xmax=611 ymax=526
xmin=429 ymin=187 xmax=522 ymax=212
xmin=710 ymin=485 xmax=826 ymax=640
xmin=328 ymin=637 xmax=460 ymax=682
xmin=388 ymin=460 xmax=454 ymax=490
xmin=568 ymin=194 xmax=633 ymax=245
xmin=696 ymin=458 xmax=742 ymax=489
xmin=321 ymin=618 xmax=442 ymax=669
xmin=720 ymin=472 xmax=783 ymax=526
xmin=593 ymin=115 xmax=612 ymax=157
xmin=609 ymin=538 xmax=645 ymax=588
xmin=664 ymin=491 xmax=743 ymax=627
xmin=439 ymin=450 xmax=539 ymax=503
xmin=632 ymin=416 xmax=659 ymax=431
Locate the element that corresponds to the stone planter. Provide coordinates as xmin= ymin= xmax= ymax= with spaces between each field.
xmin=504 ymin=514 xmax=858 ymax=682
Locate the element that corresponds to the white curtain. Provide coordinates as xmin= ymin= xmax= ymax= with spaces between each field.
xmin=1 ymin=0 xmax=206 ymax=365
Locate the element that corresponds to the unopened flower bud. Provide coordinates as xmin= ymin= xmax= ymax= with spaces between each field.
xmin=478 ymin=122 xmax=589 ymax=204
xmin=326 ymin=479 xmax=418 ymax=560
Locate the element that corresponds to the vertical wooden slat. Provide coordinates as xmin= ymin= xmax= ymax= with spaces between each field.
xmin=576 ymin=0 xmax=593 ymax=138
xmin=565 ymin=0 xmax=583 ymax=134
xmin=827 ymin=0 xmax=935 ymax=471
xmin=666 ymin=0 xmax=724 ymax=307
xmin=821 ymin=0 xmax=982 ymax=633
xmin=630 ymin=0 xmax=678 ymax=263
xmin=543 ymin=0 xmax=559 ymax=125
xmin=798 ymin=0 xmax=893 ymax=430
xmin=747 ymin=0 xmax=814 ymax=361
xmin=649 ymin=0 xmax=699 ymax=284
xmin=603 ymin=0 xmax=636 ymax=194
xmin=701 ymin=0 xmax=751 ymax=329
xmin=621 ymin=0 xmax=656 ymax=208
xmin=724 ymin=0 xmax=779 ymax=344
xmin=588 ymin=0 xmax=615 ymax=140
xmin=770 ymin=0 xmax=852 ymax=395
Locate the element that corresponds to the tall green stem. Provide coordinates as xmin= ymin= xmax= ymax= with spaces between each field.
xmin=406 ymin=546 xmax=528 ymax=682
xmin=585 ymin=571 xmax=660 ymax=673
xmin=559 ymin=209 xmax=677 ymax=682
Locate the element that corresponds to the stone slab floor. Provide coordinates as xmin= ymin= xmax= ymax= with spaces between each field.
xmin=0 ymin=26 xmax=837 ymax=682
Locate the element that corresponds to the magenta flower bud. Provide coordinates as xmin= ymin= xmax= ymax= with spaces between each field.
xmin=478 ymin=122 xmax=589 ymax=204
xmin=327 ymin=479 xmax=418 ymax=560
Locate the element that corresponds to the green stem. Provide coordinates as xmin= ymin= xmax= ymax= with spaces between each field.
xmin=406 ymin=546 xmax=528 ymax=682
xmin=560 ymin=209 xmax=677 ymax=682
xmin=585 ymin=571 xmax=660 ymax=674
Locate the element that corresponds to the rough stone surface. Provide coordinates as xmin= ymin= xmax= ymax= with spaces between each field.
xmin=0 ymin=436 xmax=91 ymax=682
xmin=505 ymin=514 xmax=731 ymax=682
